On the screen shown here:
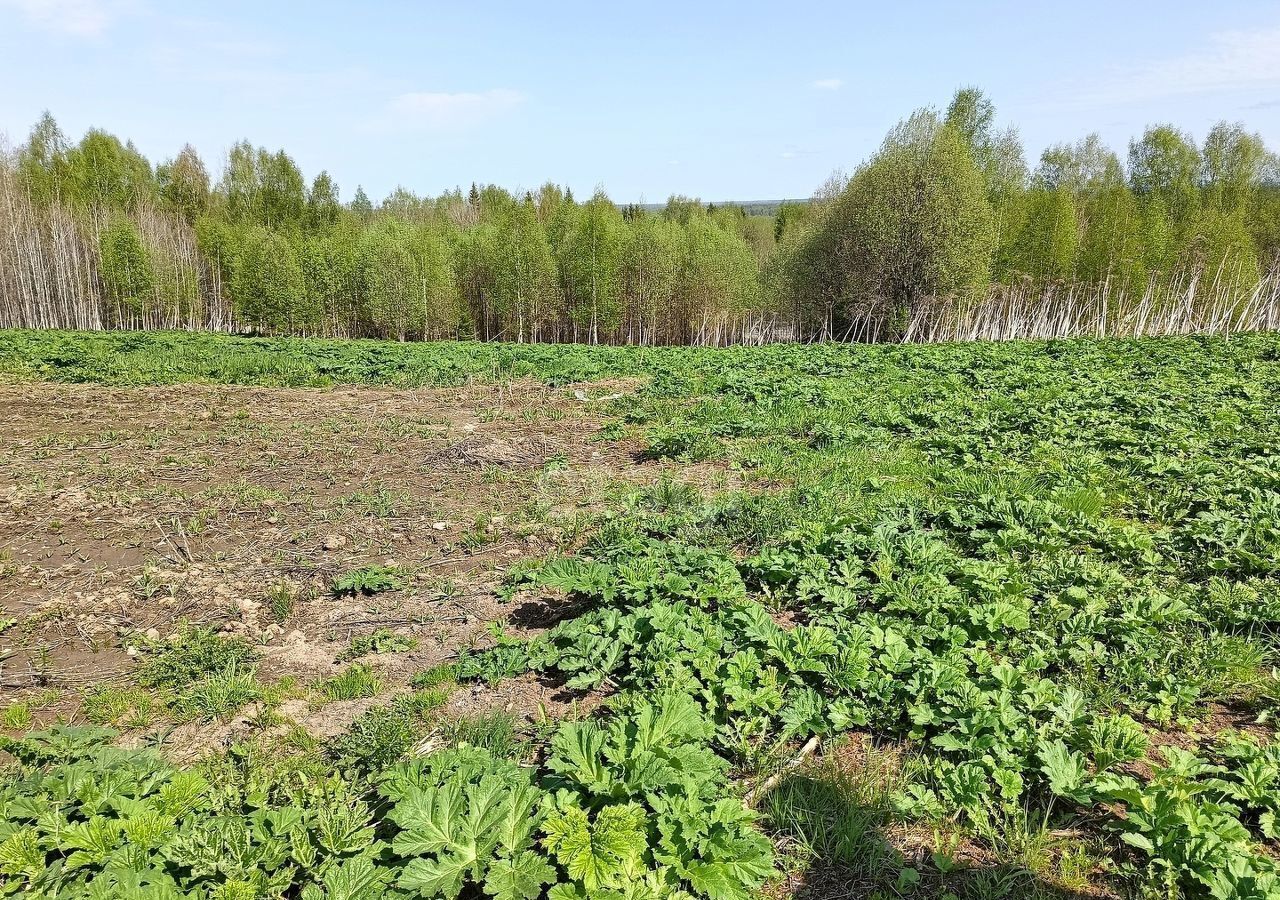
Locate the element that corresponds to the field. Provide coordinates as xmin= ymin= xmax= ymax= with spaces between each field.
xmin=1 ymin=329 xmax=1279 ymax=900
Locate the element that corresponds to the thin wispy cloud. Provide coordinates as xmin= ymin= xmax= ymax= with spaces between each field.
xmin=384 ymin=89 xmax=525 ymax=131
xmin=0 ymin=0 xmax=132 ymax=36
xmin=780 ymin=146 xmax=816 ymax=161
xmin=811 ymin=77 xmax=843 ymax=90
xmin=1060 ymin=26 xmax=1280 ymax=106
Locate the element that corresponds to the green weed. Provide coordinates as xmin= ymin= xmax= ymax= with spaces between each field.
xmin=319 ymin=664 xmax=382 ymax=701
xmin=342 ymin=628 xmax=417 ymax=661
xmin=331 ymin=566 xmax=404 ymax=596
xmin=136 ymin=626 xmax=256 ymax=690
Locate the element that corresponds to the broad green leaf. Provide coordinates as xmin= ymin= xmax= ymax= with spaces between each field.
xmin=1038 ymin=739 xmax=1089 ymax=802
xmin=483 ymin=850 xmax=557 ymax=900
xmin=390 ymin=784 xmax=465 ymax=857
xmin=399 ymin=851 xmax=472 ymax=900
xmin=548 ymin=722 xmax=609 ymax=788
xmin=0 ymin=826 xmax=43 ymax=879
xmin=313 ymin=855 xmax=388 ymax=900
xmin=496 ymin=781 xmax=544 ymax=853
xmin=542 ymin=802 xmax=647 ymax=892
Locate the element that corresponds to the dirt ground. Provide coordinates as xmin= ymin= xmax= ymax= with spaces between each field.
xmin=0 ymin=377 xmax=667 ymax=750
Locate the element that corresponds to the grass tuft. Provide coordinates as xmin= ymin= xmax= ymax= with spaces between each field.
xmin=319 ymin=664 xmax=382 ymax=701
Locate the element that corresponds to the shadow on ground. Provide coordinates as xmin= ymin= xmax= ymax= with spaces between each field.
xmin=766 ymin=770 xmax=1101 ymax=900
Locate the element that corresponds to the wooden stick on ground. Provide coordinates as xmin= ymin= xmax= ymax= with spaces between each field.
xmin=743 ymin=735 xmax=820 ymax=809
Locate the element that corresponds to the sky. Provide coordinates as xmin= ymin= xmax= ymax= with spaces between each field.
xmin=1 ymin=0 xmax=1278 ymax=204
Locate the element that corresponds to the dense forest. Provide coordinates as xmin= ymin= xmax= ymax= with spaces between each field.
xmin=1 ymin=88 xmax=1278 ymax=344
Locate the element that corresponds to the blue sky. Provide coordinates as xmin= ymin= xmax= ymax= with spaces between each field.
xmin=1 ymin=0 xmax=1278 ymax=203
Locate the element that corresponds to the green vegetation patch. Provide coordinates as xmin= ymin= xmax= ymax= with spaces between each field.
xmin=4 ymin=332 xmax=1280 ymax=899
xmin=332 ymin=565 xmax=405 ymax=596
xmin=455 ymin=332 xmax=1280 ymax=898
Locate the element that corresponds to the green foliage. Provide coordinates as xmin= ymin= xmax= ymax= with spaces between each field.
xmin=1129 ymin=124 xmax=1203 ymax=225
xmin=65 ymin=129 xmax=155 ymax=210
xmin=327 ymin=689 xmax=453 ymax=775
xmin=5 ymin=98 xmax=1278 ymax=343
xmin=619 ymin=216 xmax=680 ymax=343
xmin=16 ymin=112 xmax=71 ymax=205
xmin=1075 ymin=180 xmax=1148 ymax=290
xmin=216 ymin=141 xmax=307 ymax=228
xmin=172 ymin=666 xmax=265 ymax=721
xmin=412 ymin=663 xmax=460 ymax=689
xmin=81 ymin=684 xmax=158 ymax=728
xmin=157 ymin=144 xmax=210 ymax=224
xmin=559 ymin=191 xmax=627 ymax=343
xmin=343 ymin=628 xmax=418 ymax=661
xmin=786 ymin=106 xmax=995 ymax=337
xmin=761 ymin=746 xmax=903 ymax=885
xmin=680 ymin=218 xmax=759 ymax=342
xmin=231 ymin=226 xmax=312 ymax=332
xmin=1077 ymin=741 xmax=1280 ymax=898
xmin=266 ymin=581 xmax=297 ymax=622
xmin=1010 ymin=186 xmax=1079 ymax=281
xmin=136 ymin=626 xmax=256 ymax=690
xmin=113 ymin=626 xmax=259 ymax=725
xmin=381 ymin=748 xmax=554 ymax=900
xmin=436 ymin=330 xmax=1280 ymax=899
xmin=349 ymin=699 xmax=774 ymax=900
xmin=440 ymin=711 xmax=521 ymax=759
xmin=320 ymin=664 xmax=382 ymax=701
xmin=360 ymin=221 xmax=457 ymax=340
xmin=307 ymin=170 xmax=342 ymax=228
xmin=7 ymin=319 xmax=1280 ymax=899
xmin=98 ymin=219 xmax=155 ymax=316
xmin=489 ymin=198 xmax=560 ymax=342
xmin=0 ymin=726 xmax=384 ymax=899
xmin=332 ymin=566 xmax=404 ymax=596
xmin=541 ymin=694 xmax=774 ymax=900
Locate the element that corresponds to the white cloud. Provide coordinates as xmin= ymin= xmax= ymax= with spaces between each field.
xmin=811 ymin=78 xmax=843 ymax=91
xmin=1067 ymin=27 xmax=1280 ymax=106
xmin=386 ymin=88 xmax=524 ymax=130
xmin=0 ymin=0 xmax=131 ymax=36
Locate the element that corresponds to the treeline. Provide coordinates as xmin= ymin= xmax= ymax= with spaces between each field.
xmin=777 ymin=90 xmax=1280 ymax=340
xmin=2 ymin=88 xmax=1279 ymax=344
xmin=0 ymin=118 xmax=769 ymax=344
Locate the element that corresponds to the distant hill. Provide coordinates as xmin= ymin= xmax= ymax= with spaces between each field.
xmin=635 ymin=198 xmax=811 ymax=218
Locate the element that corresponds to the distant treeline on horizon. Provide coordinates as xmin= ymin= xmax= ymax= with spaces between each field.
xmin=1 ymin=87 xmax=1278 ymax=345
xmin=633 ymin=200 xmax=810 ymax=218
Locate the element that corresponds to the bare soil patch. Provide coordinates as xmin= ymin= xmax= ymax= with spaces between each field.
xmin=0 ymin=377 xmax=662 ymax=746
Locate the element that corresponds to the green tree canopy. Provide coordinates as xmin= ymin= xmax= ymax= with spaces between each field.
xmin=359 ymin=221 xmax=456 ymax=340
xmin=789 ymin=109 xmax=995 ymax=337
xmin=158 ymin=145 xmax=210 ymax=224
xmin=98 ymin=219 xmax=155 ymax=315
xmin=66 ymin=129 xmax=155 ymax=210
xmin=681 ymin=218 xmax=759 ymax=343
xmin=620 ymin=215 xmax=681 ymax=343
xmin=490 ymin=198 xmax=558 ymax=341
xmin=306 ymin=171 xmax=342 ymax=228
xmin=231 ymin=226 xmax=309 ymax=331
xmin=1202 ymin=122 xmax=1268 ymax=215
xmin=559 ymin=191 xmax=626 ymax=342
xmin=1129 ymin=125 xmax=1202 ymax=225
xmin=17 ymin=111 xmax=72 ymax=204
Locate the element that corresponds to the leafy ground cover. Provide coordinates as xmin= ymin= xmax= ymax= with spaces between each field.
xmin=2 ymin=329 xmax=1279 ymax=899
xmin=0 ymin=329 xmax=669 ymax=387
